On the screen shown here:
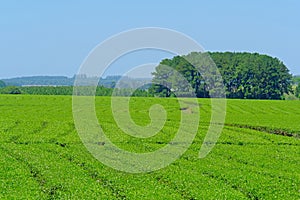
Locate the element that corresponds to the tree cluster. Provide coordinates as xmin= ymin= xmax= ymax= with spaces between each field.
xmin=150 ymin=52 xmax=293 ymax=99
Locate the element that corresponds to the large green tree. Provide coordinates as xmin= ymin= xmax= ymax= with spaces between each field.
xmin=150 ymin=52 xmax=292 ymax=99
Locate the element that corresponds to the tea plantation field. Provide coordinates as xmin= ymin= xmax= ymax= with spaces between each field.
xmin=0 ymin=95 xmax=299 ymax=199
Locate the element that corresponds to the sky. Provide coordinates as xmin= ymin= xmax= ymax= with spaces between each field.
xmin=1 ymin=0 xmax=300 ymax=79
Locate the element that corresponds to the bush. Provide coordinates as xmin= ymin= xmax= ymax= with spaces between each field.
xmin=295 ymin=83 xmax=300 ymax=98
xmin=283 ymin=93 xmax=298 ymax=100
xmin=0 ymin=86 xmax=22 ymax=94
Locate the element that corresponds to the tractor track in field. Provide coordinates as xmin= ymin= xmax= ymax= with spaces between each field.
xmin=224 ymin=123 xmax=299 ymax=138
xmin=217 ymin=140 xmax=300 ymax=146
xmin=200 ymin=121 xmax=299 ymax=139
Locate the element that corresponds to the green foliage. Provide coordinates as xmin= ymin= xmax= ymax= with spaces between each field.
xmin=150 ymin=52 xmax=293 ymax=99
xmin=292 ymin=75 xmax=300 ymax=84
xmin=210 ymin=52 xmax=292 ymax=99
xmin=283 ymin=93 xmax=299 ymax=100
xmin=295 ymin=83 xmax=300 ymax=98
xmin=0 ymin=95 xmax=299 ymax=199
xmin=151 ymin=55 xmax=210 ymax=98
xmin=0 ymin=86 xmax=21 ymax=94
xmin=9 ymin=86 xmax=152 ymax=97
xmin=21 ymin=86 xmax=73 ymax=95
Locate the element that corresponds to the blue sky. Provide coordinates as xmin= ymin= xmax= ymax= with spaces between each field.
xmin=1 ymin=0 xmax=300 ymax=79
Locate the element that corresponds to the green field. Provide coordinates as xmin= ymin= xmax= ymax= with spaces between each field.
xmin=0 ymin=95 xmax=299 ymax=199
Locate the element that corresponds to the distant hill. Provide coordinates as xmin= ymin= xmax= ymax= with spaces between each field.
xmin=1 ymin=75 xmax=151 ymax=88
xmin=2 ymin=76 xmax=74 ymax=86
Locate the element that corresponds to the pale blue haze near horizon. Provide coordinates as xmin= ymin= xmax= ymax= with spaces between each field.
xmin=1 ymin=0 xmax=300 ymax=79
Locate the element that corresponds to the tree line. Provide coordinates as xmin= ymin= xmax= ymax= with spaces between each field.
xmin=1 ymin=52 xmax=299 ymax=99
xmin=0 ymin=85 xmax=152 ymax=97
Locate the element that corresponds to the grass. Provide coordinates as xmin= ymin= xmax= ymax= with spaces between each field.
xmin=0 ymin=95 xmax=299 ymax=199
